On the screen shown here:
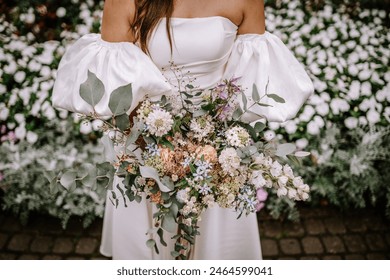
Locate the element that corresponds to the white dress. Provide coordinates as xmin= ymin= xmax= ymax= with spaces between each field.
xmin=52 ymin=16 xmax=313 ymax=260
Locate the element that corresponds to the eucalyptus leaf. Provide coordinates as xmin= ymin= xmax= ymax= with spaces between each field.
xmin=43 ymin=170 xmax=56 ymax=182
xmin=161 ymin=176 xmax=175 ymax=191
xmin=157 ymin=228 xmax=168 ymax=247
xmin=252 ymin=84 xmax=260 ymax=102
xmin=241 ymin=92 xmax=248 ymax=111
xmin=267 ymin=93 xmax=286 ymax=103
xmin=160 ymin=137 xmax=174 ymax=151
xmin=256 ymin=102 xmax=273 ymax=107
xmin=79 ymin=70 xmax=105 ymax=107
xmin=139 ymin=166 xmax=171 ymax=192
xmin=116 ymin=185 xmax=128 ymax=207
xmin=115 ymin=113 xmax=130 ymax=131
xmin=81 ymin=167 xmax=97 ymax=188
xmin=294 ymin=151 xmax=311 ymax=157
xmin=171 ymin=251 xmax=180 ymax=258
xmin=49 ymin=178 xmax=59 ymax=195
xmin=162 ymin=213 xmax=176 ymax=233
xmin=101 ymin=134 xmax=117 ymax=163
xmin=59 ymin=170 xmax=77 ymax=191
xmin=126 ymin=119 xmax=144 ymax=146
xmin=254 ymin=122 xmax=266 ymax=134
xmin=193 ymin=109 xmax=207 ymax=118
xmin=232 ymin=107 xmax=243 ymax=120
xmin=108 ymin=83 xmax=133 ymax=116
xmin=146 ymin=239 xmax=156 ymax=248
xmin=275 ymin=143 xmax=296 ymax=157
xmin=170 ymin=201 xmax=179 ymax=217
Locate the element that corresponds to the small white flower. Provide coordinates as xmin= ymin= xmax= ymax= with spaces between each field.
xmin=14 ymin=71 xmax=26 ymax=83
xmin=26 ymin=131 xmax=38 ymax=144
xmin=293 ymin=177 xmax=304 ymax=187
xmin=218 ymin=148 xmax=241 ymax=176
xmin=263 ymin=130 xmax=276 ymax=141
xmin=278 ymin=175 xmax=288 ymax=186
xmin=296 ymin=138 xmax=308 ymax=149
xmin=0 ymin=107 xmax=9 ymax=120
xmin=283 ymin=165 xmax=294 ymax=178
xmin=344 ymin=117 xmax=358 ymax=129
xmin=176 ymin=189 xmax=189 ymax=203
xmin=145 ymin=108 xmax=173 ymax=137
xmin=270 ymin=161 xmax=282 ymax=177
xmin=287 ymin=188 xmax=298 ymax=200
xmin=366 ymin=109 xmax=380 ymax=124
xmin=15 ymin=125 xmax=27 ymax=140
xmin=307 ymin=121 xmax=320 ymax=135
xmin=225 ymin=126 xmax=251 ymax=147
xmin=277 ymin=187 xmax=288 ymax=197
xmin=56 ymin=7 xmax=67 ymax=18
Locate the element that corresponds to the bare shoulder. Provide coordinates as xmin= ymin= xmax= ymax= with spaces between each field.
xmin=236 ymin=0 xmax=266 ymax=35
xmin=101 ymin=0 xmax=135 ymax=42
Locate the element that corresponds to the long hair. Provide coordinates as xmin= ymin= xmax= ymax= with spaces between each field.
xmin=132 ymin=0 xmax=174 ymax=54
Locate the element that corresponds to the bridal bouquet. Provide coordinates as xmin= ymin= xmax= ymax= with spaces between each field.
xmin=53 ymin=69 xmax=310 ymax=259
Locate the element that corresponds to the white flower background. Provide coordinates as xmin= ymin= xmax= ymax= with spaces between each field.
xmin=0 ymin=0 xmax=389 ymax=225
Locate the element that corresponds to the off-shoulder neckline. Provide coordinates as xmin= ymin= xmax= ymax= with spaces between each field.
xmin=163 ymin=16 xmax=238 ymax=29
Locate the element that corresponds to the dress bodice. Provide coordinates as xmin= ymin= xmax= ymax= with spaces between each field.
xmin=148 ymin=17 xmax=238 ymax=91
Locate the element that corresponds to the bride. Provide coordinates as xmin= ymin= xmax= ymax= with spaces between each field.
xmin=52 ymin=0 xmax=313 ymax=259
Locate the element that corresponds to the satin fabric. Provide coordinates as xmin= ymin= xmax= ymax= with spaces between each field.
xmin=52 ymin=16 xmax=313 ymax=260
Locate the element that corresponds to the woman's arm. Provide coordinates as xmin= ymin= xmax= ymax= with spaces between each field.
xmin=238 ymin=0 xmax=266 ymax=35
xmin=101 ymin=0 xmax=136 ymax=42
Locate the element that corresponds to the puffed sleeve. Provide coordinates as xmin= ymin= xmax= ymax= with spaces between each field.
xmin=52 ymin=34 xmax=171 ymax=117
xmin=224 ymin=32 xmax=314 ymax=123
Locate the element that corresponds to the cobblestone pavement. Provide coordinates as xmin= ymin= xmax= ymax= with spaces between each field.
xmin=0 ymin=205 xmax=389 ymax=260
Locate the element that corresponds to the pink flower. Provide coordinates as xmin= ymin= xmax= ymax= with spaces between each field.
xmin=256 ymin=188 xmax=268 ymax=212
xmin=255 ymin=202 xmax=265 ymax=212
xmin=256 ymin=188 xmax=268 ymax=201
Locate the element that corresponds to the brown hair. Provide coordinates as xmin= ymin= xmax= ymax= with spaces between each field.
xmin=132 ymin=0 xmax=174 ymax=54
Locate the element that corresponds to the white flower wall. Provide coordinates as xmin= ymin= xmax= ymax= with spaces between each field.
xmin=0 ymin=0 xmax=389 ymax=221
